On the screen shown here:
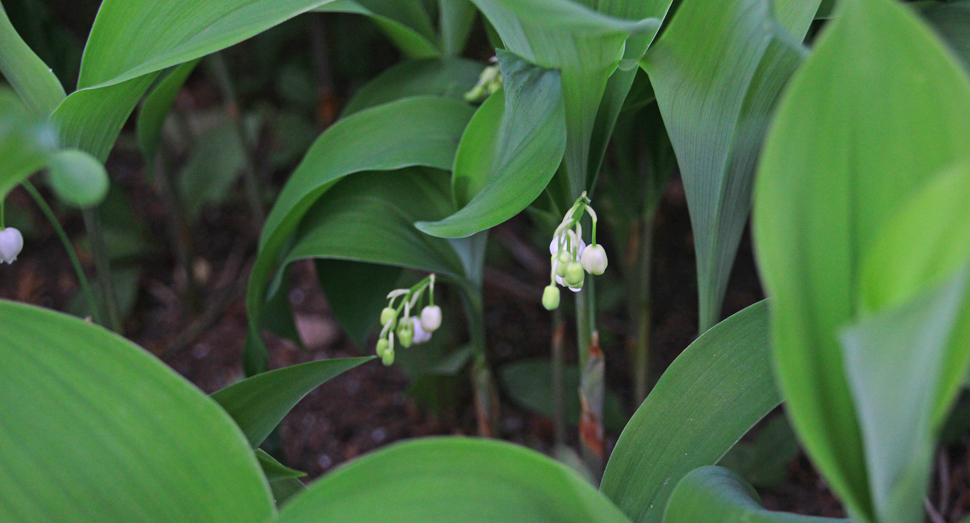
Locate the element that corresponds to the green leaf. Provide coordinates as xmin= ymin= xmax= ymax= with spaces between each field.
xmin=752 ymin=0 xmax=970 ymax=517
xmin=471 ymin=0 xmax=668 ymax=196
xmin=278 ymin=437 xmax=633 ymax=523
xmin=316 ymin=259 xmax=403 ymax=348
xmin=838 ymin=164 xmax=970 ymax=523
xmin=284 ymin=168 xmax=467 ymax=276
xmin=417 ymin=50 xmax=566 ymax=238
xmin=0 ymin=89 xmax=57 ymax=199
xmin=601 ymin=301 xmax=779 ymax=523
xmin=0 ymin=300 xmax=275 ymax=522
xmin=499 ymin=358 xmax=628 ymax=433
xmin=664 ymin=466 xmax=849 ymax=523
xmin=247 ymin=96 xmax=473 ymax=341
xmin=774 ymin=0 xmax=825 ymax=41
xmin=316 ymin=0 xmax=441 ymax=59
xmin=641 ymin=0 xmax=805 ymax=332
xmin=256 ymin=449 xmax=307 ymax=507
xmin=438 ymin=0 xmax=477 ymax=55
xmin=137 ymin=60 xmax=201 ymax=163
xmin=0 ymin=2 xmax=64 ymax=115
xmin=178 ymin=122 xmax=247 ymax=219
xmin=211 ymin=356 xmax=372 ymax=448
xmin=342 ymin=57 xmax=484 ymax=117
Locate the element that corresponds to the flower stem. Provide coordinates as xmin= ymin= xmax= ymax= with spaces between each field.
xmin=22 ymin=181 xmax=102 ymax=325
xmin=82 ymin=207 xmax=122 ymax=333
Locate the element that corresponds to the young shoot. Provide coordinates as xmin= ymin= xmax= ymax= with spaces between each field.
xmin=376 ymin=274 xmax=442 ymax=365
xmin=543 ymin=192 xmax=609 ymax=310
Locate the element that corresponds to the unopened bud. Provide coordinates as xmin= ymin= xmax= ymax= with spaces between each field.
xmin=376 ymin=338 xmax=390 ymax=357
xmin=420 ymin=305 xmax=442 ymax=332
xmin=381 ymin=350 xmax=395 ymax=366
xmin=565 ymin=261 xmax=585 ymax=287
xmin=397 ymin=322 xmax=414 ymax=348
xmin=542 ymin=285 xmax=560 ymax=310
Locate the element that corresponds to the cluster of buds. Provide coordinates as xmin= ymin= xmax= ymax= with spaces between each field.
xmin=464 ymin=57 xmax=503 ymax=103
xmin=0 ymin=202 xmax=23 ymax=264
xmin=376 ymin=274 xmax=443 ymax=366
xmin=542 ymin=192 xmax=608 ymax=311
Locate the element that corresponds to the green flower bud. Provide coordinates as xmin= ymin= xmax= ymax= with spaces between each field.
xmin=380 ymin=307 xmax=397 ymax=328
xmin=542 ymin=285 xmax=561 ymax=310
xmin=555 ymin=251 xmax=571 ymax=277
xmin=581 ymin=244 xmax=608 ymax=275
xmin=565 ymin=261 xmax=585 ymax=287
xmin=376 ymin=338 xmax=390 ymax=357
xmin=397 ymin=322 xmax=414 ymax=348
xmin=382 ymin=349 xmax=395 ymax=366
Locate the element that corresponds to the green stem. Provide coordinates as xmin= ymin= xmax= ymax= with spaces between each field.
xmin=22 ymin=181 xmax=102 ymax=325
xmin=207 ymin=52 xmax=266 ymax=226
xmin=632 ymin=212 xmax=656 ymax=404
xmin=551 ymin=307 xmax=567 ymax=447
xmin=453 ymin=276 xmax=498 ymax=437
xmin=1 ymin=199 xmax=5 ymax=228
xmin=82 ymin=208 xmax=122 ymax=333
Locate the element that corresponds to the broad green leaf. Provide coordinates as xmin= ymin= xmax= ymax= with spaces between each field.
xmin=316 ymin=259 xmax=403 ymax=348
xmin=211 ymin=356 xmax=371 ymax=447
xmin=0 ymin=1 xmax=64 ymax=115
xmin=0 ymin=300 xmax=274 ymax=522
xmin=247 ymin=97 xmax=473 ymax=341
xmin=341 ymin=57 xmax=484 ymax=117
xmin=0 ymin=89 xmax=57 ymax=199
xmin=316 ymin=0 xmax=441 ymax=59
xmin=471 ymin=0 xmax=668 ymax=196
xmin=79 ymin=0 xmax=336 ymax=89
xmin=417 ymin=50 xmax=566 ymax=238
xmin=752 ymin=0 xmax=970 ymax=518
xmin=499 ymin=358 xmax=628 ymax=433
xmin=278 ymin=437 xmax=633 ymax=523
xmin=438 ymin=0 xmax=477 ymax=55
xmin=664 ymin=466 xmax=849 ymax=523
xmin=284 ymin=169 xmax=467 ymax=276
xmin=774 ymin=0 xmax=825 ymax=41
xmin=601 ymin=301 xmax=779 ymax=523
xmin=840 ymin=164 xmax=970 ymax=523
xmin=178 ymin=122 xmax=247 ymax=219
xmin=137 ymin=60 xmax=201 ymax=163
xmin=642 ymin=0 xmax=805 ymax=332
xmin=256 ymin=449 xmax=307 ymax=507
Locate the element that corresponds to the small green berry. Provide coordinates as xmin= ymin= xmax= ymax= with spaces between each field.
xmin=555 ymin=251 xmax=571 ymax=277
xmin=380 ymin=307 xmax=397 ymax=328
xmin=397 ymin=322 xmax=414 ymax=348
xmin=376 ymin=338 xmax=389 ymax=357
xmin=382 ymin=350 xmax=395 ymax=366
xmin=542 ymin=285 xmax=561 ymax=310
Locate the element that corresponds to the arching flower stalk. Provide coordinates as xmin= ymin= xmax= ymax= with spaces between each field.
xmin=376 ymin=274 xmax=442 ymax=366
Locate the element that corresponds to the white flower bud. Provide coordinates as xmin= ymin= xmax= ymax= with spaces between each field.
xmin=420 ymin=305 xmax=442 ymax=332
xmin=0 ymin=227 xmax=24 ymax=264
xmin=411 ymin=317 xmax=432 ymax=344
xmin=549 ymin=232 xmax=585 ymax=257
xmin=581 ymin=244 xmax=608 ymax=275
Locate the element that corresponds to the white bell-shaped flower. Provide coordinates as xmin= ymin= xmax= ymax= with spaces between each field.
xmin=411 ymin=317 xmax=432 ymax=345
xmin=420 ymin=305 xmax=442 ymax=332
xmin=0 ymin=227 xmax=24 ymax=264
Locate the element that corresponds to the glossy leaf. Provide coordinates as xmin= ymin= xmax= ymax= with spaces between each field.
xmin=278 ymin=438 xmax=633 ymax=523
xmin=284 ymin=169 xmax=467 ymax=276
xmin=0 ymin=89 xmax=57 ymax=199
xmin=664 ymin=467 xmax=849 ymax=523
xmin=211 ymin=356 xmax=371 ymax=448
xmin=601 ymin=301 xmax=779 ymax=523
xmin=752 ymin=0 xmax=970 ymax=517
xmin=471 ymin=0 xmax=668 ymax=196
xmin=247 ymin=97 xmax=473 ymax=339
xmin=0 ymin=300 xmax=274 ymax=523
xmin=642 ymin=0 xmax=805 ymax=332
xmin=137 ymin=60 xmax=201 ymax=163
xmin=418 ymin=50 xmax=566 ymax=238
xmin=0 ymin=1 xmax=64 ymax=115
xmin=341 ymin=57 xmax=484 ymax=117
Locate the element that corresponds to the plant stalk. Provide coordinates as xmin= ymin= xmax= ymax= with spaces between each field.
xmin=457 ymin=279 xmax=499 ymax=437
xmin=631 ymin=212 xmax=656 ymax=404
xmin=22 ymin=181 xmax=101 ymax=325
xmin=82 ymin=207 xmax=122 ymax=333
xmin=551 ymin=307 xmax=567 ymax=447
xmin=576 ymin=282 xmax=605 ymax=480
